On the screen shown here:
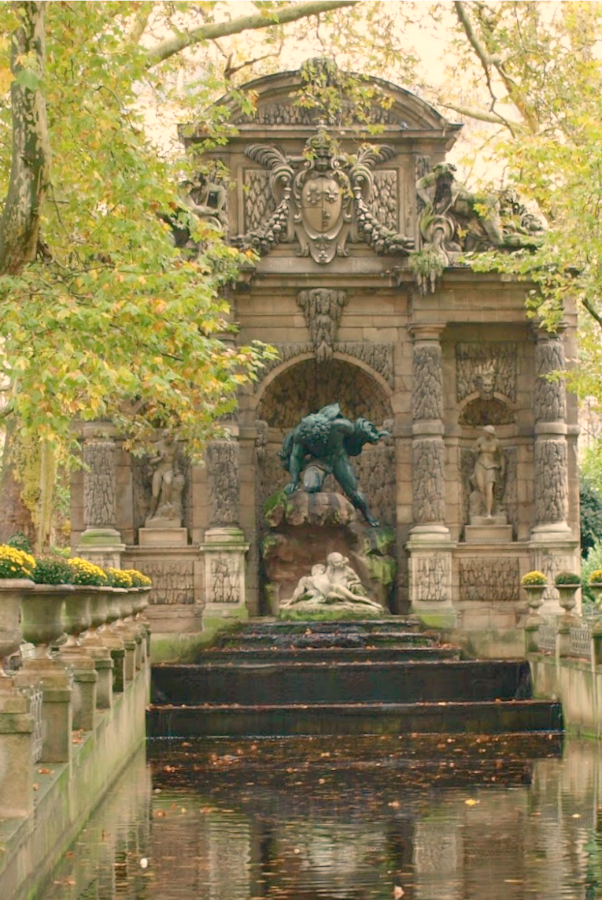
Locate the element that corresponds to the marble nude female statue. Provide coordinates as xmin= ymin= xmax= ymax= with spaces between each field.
xmin=472 ymin=425 xmax=505 ymax=519
xmin=281 ymin=552 xmax=383 ymax=611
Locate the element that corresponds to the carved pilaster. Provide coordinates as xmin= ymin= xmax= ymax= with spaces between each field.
xmin=80 ymin=424 xmax=124 ymax=566
xmin=409 ymin=325 xmax=448 ymax=535
xmin=531 ymin=330 xmax=571 ymax=539
xmin=407 ymin=325 xmax=455 ymax=620
xmin=206 ymin=440 xmax=240 ymax=528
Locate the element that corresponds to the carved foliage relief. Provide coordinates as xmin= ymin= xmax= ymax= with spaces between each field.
xmin=206 ymin=441 xmax=239 ymax=528
xmin=209 ymin=553 xmax=241 ymax=604
xmin=244 ymin=170 xmax=275 ymax=232
xmin=83 ymin=440 xmax=116 ymax=528
xmin=535 ymin=339 xmax=566 ymax=422
xmin=413 ymin=555 xmax=448 ymax=602
xmin=297 ymin=289 xmax=347 ymax=362
xmin=413 ymin=344 xmax=443 ymax=421
xmin=368 ymin=171 xmax=398 ymax=231
xmin=535 ymin=440 xmax=568 ymax=525
xmin=142 ymin=560 xmax=195 ymax=605
xmin=257 ymin=358 xmax=392 ymax=430
xmin=456 ymin=343 xmax=517 ymax=403
xmin=256 ymin=341 xmax=394 ymax=387
xmin=412 ymin=439 xmax=445 ymax=524
xmin=459 ymin=558 xmax=520 ymax=602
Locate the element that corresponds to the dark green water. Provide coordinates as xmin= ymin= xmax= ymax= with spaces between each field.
xmin=40 ymin=734 xmax=602 ymax=900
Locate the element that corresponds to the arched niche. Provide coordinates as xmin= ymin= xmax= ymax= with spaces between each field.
xmin=458 ymin=395 xmax=516 ymax=427
xmin=254 ymin=357 xmax=396 ymax=529
xmin=256 ymin=357 xmax=393 ymax=430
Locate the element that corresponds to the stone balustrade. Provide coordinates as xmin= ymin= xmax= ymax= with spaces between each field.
xmin=0 ymin=583 xmax=151 ymax=821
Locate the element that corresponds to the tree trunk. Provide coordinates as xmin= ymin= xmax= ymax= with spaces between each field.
xmin=0 ymin=420 xmax=36 ymax=546
xmin=0 ymin=1 xmax=50 ymax=273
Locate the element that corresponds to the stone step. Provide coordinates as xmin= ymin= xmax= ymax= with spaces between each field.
xmin=147 ymin=699 xmax=563 ymax=738
xmin=189 ymin=646 xmax=461 ymax=665
xmin=232 ymin=617 xmax=421 ymax=635
xmin=152 ymin=659 xmax=530 ymax=706
xmin=219 ymin=630 xmax=438 ymax=650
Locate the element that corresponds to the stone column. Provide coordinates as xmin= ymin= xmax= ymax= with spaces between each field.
xmin=530 ymin=328 xmax=580 ymax=614
xmin=200 ymin=440 xmax=249 ymax=627
xmin=80 ymin=423 xmax=125 ymax=569
xmin=0 ymin=683 xmax=35 ymax=818
xmin=406 ymin=325 xmax=456 ymax=623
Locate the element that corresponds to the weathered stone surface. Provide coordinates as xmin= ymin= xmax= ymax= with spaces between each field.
xmin=459 ymin=558 xmax=520 ymax=602
xmin=412 ymin=344 xmax=443 ymax=421
xmin=265 ymin=491 xmax=357 ymax=529
xmin=263 ymin=518 xmax=396 ymax=611
xmin=139 ymin=561 xmax=195 ymax=605
xmin=243 ymin=169 xmax=275 ymax=232
xmin=459 ymin=397 xmax=515 ymax=426
xmin=412 ymin=439 xmax=445 ymax=524
xmin=412 ymin=554 xmax=448 ymax=603
xmin=456 ymin=342 xmax=517 ymax=403
xmin=208 ymin=553 xmax=242 ymax=604
xmin=535 ymin=339 xmax=566 ymax=422
xmin=255 ymin=341 xmax=395 ymax=388
xmin=535 ymin=439 xmax=568 ymax=525
xmin=257 ymin=358 xmax=392 ymax=429
xmin=297 ymin=289 xmax=347 ymax=362
xmin=83 ymin=439 xmax=116 ymax=529
xmin=369 ymin=170 xmax=398 ymax=231
xmin=206 ymin=441 xmax=239 ymax=528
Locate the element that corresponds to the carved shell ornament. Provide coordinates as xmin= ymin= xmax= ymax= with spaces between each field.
xmin=235 ymin=129 xmax=413 ymax=263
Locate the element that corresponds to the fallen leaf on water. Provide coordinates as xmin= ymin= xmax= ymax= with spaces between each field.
xmin=393 ymin=886 xmax=404 ymax=899
xmin=388 ymin=800 xmax=401 ymax=809
xmin=464 ymin=799 xmax=479 ymax=806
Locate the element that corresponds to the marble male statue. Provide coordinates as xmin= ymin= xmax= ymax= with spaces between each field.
xmin=279 ymin=402 xmax=389 ymax=526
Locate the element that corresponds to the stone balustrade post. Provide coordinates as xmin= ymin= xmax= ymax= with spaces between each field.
xmin=0 ymin=684 xmax=35 ymax=818
xmin=524 ymin=615 xmax=542 ymax=654
xmin=80 ymin=423 xmax=125 ymax=568
xmin=14 ymin=660 xmax=73 ymax=763
xmin=406 ymin=324 xmax=456 ymax=622
xmin=201 ymin=440 xmax=250 ymax=623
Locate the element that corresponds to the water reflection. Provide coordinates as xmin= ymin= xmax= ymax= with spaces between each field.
xmin=40 ymin=734 xmax=602 ymax=900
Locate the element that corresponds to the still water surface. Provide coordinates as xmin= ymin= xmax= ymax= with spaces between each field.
xmin=40 ymin=734 xmax=602 ymax=900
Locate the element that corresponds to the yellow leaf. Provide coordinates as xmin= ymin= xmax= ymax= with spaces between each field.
xmin=464 ymin=798 xmax=479 ymax=806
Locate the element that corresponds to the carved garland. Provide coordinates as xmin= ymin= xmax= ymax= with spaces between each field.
xmin=255 ymin=341 xmax=395 ymax=388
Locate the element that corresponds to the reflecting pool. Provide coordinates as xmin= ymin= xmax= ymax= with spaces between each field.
xmin=40 ymin=733 xmax=602 ymax=900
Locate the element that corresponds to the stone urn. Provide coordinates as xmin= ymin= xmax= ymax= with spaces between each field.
xmin=107 ymin=588 xmax=127 ymax=625
xmin=555 ymin=581 xmax=580 ymax=615
xmin=132 ymin=587 xmax=151 ymax=617
xmin=21 ymin=584 xmax=72 ymax=656
xmin=0 ymin=579 xmax=35 ymax=673
xmin=523 ymin=584 xmax=546 ymax=614
xmin=589 ymin=582 xmax=602 ymax=611
xmin=85 ymin=586 xmax=110 ymax=636
xmin=62 ymin=588 xmax=93 ymax=646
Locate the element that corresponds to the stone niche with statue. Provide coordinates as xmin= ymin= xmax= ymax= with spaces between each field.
xmin=70 ymin=59 xmax=581 ymax=641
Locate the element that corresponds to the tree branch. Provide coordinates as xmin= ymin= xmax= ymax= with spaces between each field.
xmin=145 ymin=0 xmax=358 ymax=68
xmin=435 ymin=96 xmax=522 ymax=129
xmin=582 ymin=297 xmax=602 ymax=331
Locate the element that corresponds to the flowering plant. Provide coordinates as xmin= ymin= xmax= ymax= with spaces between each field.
xmin=122 ymin=569 xmax=152 ymax=587
xmin=589 ymin=569 xmax=602 ymax=585
xmin=521 ymin=571 xmax=547 ymax=587
xmin=107 ymin=567 xmax=134 ymax=589
xmin=554 ymin=570 xmax=581 ymax=586
xmin=67 ymin=557 xmax=108 ymax=586
xmin=0 ymin=544 xmax=36 ymax=579
xmin=33 ymin=556 xmax=74 ymax=585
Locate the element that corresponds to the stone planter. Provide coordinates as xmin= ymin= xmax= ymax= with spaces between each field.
xmin=21 ymin=584 xmax=71 ymax=656
xmin=85 ymin=586 xmax=110 ymax=635
xmin=523 ymin=584 xmax=546 ymax=613
xmin=62 ymin=588 xmax=92 ymax=646
xmin=105 ymin=589 xmax=123 ymax=626
xmin=0 ymin=579 xmax=34 ymax=673
xmin=556 ymin=583 xmax=579 ymax=614
xmin=133 ymin=587 xmax=151 ymax=617
xmin=117 ymin=588 xmax=135 ymax=620
xmin=589 ymin=583 xmax=602 ymax=610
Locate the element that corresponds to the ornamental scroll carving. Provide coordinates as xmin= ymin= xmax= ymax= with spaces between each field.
xmin=83 ymin=439 xmax=116 ymax=529
xmin=234 ymin=130 xmax=413 ymax=263
xmin=535 ymin=440 xmax=568 ymax=525
xmin=412 ymin=440 xmax=446 ymax=524
xmin=297 ymin=289 xmax=347 ymax=363
xmin=535 ymin=339 xmax=566 ymax=422
xmin=206 ymin=441 xmax=239 ymax=528
xmin=413 ymin=344 xmax=443 ymax=421
xmin=413 ymin=555 xmax=448 ymax=602
xmin=459 ymin=558 xmax=520 ymax=602
xmin=456 ymin=343 xmax=517 ymax=403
